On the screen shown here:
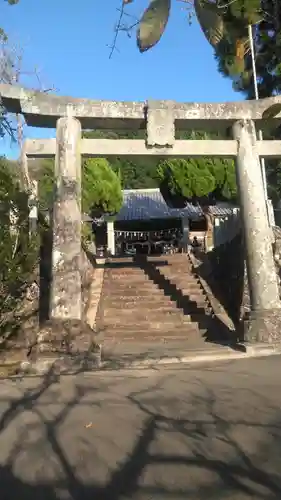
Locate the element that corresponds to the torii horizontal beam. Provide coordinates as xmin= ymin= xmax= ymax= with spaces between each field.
xmin=1 ymin=84 xmax=281 ymax=130
xmin=24 ymin=138 xmax=281 ymax=159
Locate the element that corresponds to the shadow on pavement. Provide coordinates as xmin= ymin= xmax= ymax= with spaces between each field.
xmin=0 ymin=363 xmax=281 ymax=499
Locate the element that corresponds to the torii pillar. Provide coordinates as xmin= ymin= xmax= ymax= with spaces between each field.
xmin=233 ymin=119 xmax=281 ymax=343
xmin=50 ymin=115 xmax=82 ymax=320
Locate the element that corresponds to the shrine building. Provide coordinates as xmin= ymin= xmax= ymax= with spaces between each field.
xmin=105 ymin=188 xmax=239 ymax=256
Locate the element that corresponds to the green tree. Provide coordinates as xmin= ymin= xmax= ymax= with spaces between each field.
xmin=0 ymin=156 xmax=39 ymax=336
xmin=214 ymin=1 xmax=281 ymax=97
xmin=110 ymin=156 xmax=159 ymax=189
xmin=37 ymin=159 xmax=54 ymax=211
xmin=38 ymin=157 xmax=123 ymax=217
xmin=83 ymin=158 xmax=123 ymax=216
xmin=157 ymin=155 xmax=237 ymax=207
xmin=213 ymin=1 xmax=281 ymax=205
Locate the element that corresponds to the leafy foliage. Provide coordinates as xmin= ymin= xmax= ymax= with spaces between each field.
xmin=266 ymin=159 xmax=281 ymax=206
xmin=213 ymin=1 xmax=281 ymax=205
xmin=157 ymin=155 xmax=237 ymax=207
xmin=216 ymin=0 xmax=281 ymax=97
xmin=0 ymin=157 xmax=39 ymax=337
xmin=38 ymin=157 xmax=123 ymax=217
xmin=110 ymin=156 xmax=159 ymax=189
xmin=82 ymin=158 xmax=123 ymax=216
xmin=128 ymin=0 xmax=265 ymax=76
xmin=194 ymin=0 xmax=225 ymax=48
xmin=137 ymin=0 xmax=171 ymax=52
xmin=158 ymin=157 xmax=215 ymax=207
xmin=37 ymin=159 xmax=54 ymax=211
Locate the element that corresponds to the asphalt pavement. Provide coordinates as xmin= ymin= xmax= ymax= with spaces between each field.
xmin=0 ymin=356 xmax=281 ymax=499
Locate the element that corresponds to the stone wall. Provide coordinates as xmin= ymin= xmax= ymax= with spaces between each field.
xmin=207 ymin=228 xmax=281 ymax=329
xmin=213 ymin=212 xmax=241 ymax=248
xmin=207 ymin=232 xmax=250 ymax=326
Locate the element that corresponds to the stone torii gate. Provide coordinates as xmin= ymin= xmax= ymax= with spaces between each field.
xmin=1 ymin=84 xmax=281 ymax=345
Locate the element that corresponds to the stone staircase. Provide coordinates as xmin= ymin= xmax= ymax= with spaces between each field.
xmin=96 ymin=254 xmax=215 ymax=347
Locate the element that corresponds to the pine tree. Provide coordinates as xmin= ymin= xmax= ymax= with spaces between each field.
xmin=215 ymin=0 xmax=281 ymax=98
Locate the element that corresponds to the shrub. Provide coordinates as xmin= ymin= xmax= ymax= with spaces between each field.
xmin=0 ymin=158 xmax=39 ymax=338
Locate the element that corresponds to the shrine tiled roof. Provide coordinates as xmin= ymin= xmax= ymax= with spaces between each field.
xmin=116 ymin=189 xmax=237 ymax=222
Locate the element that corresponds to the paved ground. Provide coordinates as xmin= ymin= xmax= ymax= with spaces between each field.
xmin=0 ymin=356 xmax=281 ymax=499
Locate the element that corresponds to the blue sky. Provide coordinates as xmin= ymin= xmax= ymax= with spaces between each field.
xmin=1 ymin=0 xmax=240 ymax=159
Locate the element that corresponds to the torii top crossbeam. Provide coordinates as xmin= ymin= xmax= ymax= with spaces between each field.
xmin=1 ymin=83 xmax=281 ymax=130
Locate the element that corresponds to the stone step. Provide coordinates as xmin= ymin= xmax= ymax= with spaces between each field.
xmin=106 ymin=268 xmax=194 ymax=277
xmin=101 ymin=305 xmax=210 ymax=317
xmin=178 ymin=295 xmax=208 ymax=308
xmin=184 ymin=300 xmax=208 ymax=308
xmin=155 ymin=273 xmax=195 ymax=281
xmin=104 ymin=308 xmax=184 ymax=323
xmin=104 ymin=267 xmax=142 ymax=273
xmin=101 ymin=307 xmax=209 ymax=320
xmin=157 ymin=266 xmax=193 ymax=272
xmin=103 ymin=282 xmax=161 ymax=289
xmin=173 ymin=288 xmax=204 ymax=296
xmin=101 ymin=300 xmax=178 ymax=310
xmin=102 ymin=337 xmax=211 ymax=354
xmin=101 ymin=294 xmax=176 ymax=303
xmin=105 ymin=280 xmax=202 ymax=292
xmin=101 ymin=323 xmax=201 ymax=333
xmin=157 ymin=267 xmax=195 ymax=274
xmin=102 ymin=290 xmax=208 ymax=306
xmin=106 ymin=257 xmax=136 ymax=263
xmin=102 ymin=298 xmax=207 ymax=311
xmin=103 ymin=285 xmax=207 ymax=298
xmin=101 ymin=327 xmax=204 ymax=341
xmin=104 ymin=274 xmax=150 ymax=283
xmin=176 ymin=289 xmax=205 ymax=297
xmin=154 ymin=257 xmax=189 ymax=262
xmin=147 ymin=262 xmax=188 ymax=267
xmin=180 ymin=288 xmax=205 ymax=297
xmin=163 ymin=277 xmax=195 ymax=287
xmin=147 ymin=255 xmax=187 ymax=261
xmin=103 ymin=278 xmax=205 ymax=293
xmin=101 ymin=317 xmax=197 ymax=328
xmin=155 ymin=268 xmax=193 ymax=275
xmin=102 ymin=289 xmax=166 ymax=297
xmin=104 ymin=269 xmax=148 ymax=275
xmin=103 ymin=305 xmax=180 ymax=314
xmin=159 ymin=279 xmax=202 ymax=289
xmin=107 ymin=274 xmax=192 ymax=280
xmin=158 ymin=269 xmax=196 ymax=277
xmin=104 ymin=274 xmax=149 ymax=282
xmin=104 ymin=273 xmax=149 ymax=279
xmin=100 ymin=325 xmax=210 ymax=342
